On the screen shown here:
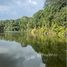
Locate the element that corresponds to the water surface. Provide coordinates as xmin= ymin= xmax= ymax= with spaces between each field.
xmin=0 ymin=32 xmax=66 ymax=67
xmin=0 ymin=40 xmax=45 ymax=67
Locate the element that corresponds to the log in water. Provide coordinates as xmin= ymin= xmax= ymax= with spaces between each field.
xmin=0 ymin=40 xmax=45 ymax=67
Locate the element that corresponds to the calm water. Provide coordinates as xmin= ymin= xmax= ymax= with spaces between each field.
xmin=0 ymin=32 xmax=66 ymax=67
xmin=0 ymin=40 xmax=45 ymax=67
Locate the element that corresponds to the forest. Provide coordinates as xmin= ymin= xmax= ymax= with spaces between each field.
xmin=0 ymin=0 xmax=66 ymax=36
xmin=0 ymin=0 xmax=67 ymax=67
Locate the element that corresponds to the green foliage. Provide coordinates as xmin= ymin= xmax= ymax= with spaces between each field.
xmin=0 ymin=0 xmax=66 ymax=44
xmin=0 ymin=0 xmax=66 ymax=66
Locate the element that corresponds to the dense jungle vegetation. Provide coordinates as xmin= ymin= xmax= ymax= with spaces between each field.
xmin=0 ymin=0 xmax=67 ymax=67
xmin=0 ymin=0 xmax=66 ymax=35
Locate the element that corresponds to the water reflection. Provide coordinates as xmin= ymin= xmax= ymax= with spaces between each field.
xmin=0 ymin=32 xmax=66 ymax=67
xmin=0 ymin=40 xmax=45 ymax=67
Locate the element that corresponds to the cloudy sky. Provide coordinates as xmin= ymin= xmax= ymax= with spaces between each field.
xmin=0 ymin=0 xmax=45 ymax=20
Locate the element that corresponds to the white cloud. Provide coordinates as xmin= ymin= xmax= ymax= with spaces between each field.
xmin=14 ymin=0 xmax=38 ymax=7
xmin=29 ymin=0 xmax=37 ymax=5
xmin=32 ymin=1 xmax=37 ymax=5
xmin=0 ymin=0 xmax=44 ymax=19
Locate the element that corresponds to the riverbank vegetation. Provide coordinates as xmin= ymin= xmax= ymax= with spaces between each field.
xmin=0 ymin=0 xmax=66 ymax=67
xmin=0 ymin=0 xmax=66 ymax=37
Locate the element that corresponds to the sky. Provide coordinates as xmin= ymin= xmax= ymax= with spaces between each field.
xmin=0 ymin=0 xmax=45 ymax=20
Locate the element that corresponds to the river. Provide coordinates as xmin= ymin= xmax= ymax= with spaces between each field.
xmin=0 ymin=32 xmax=66 ymax=67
